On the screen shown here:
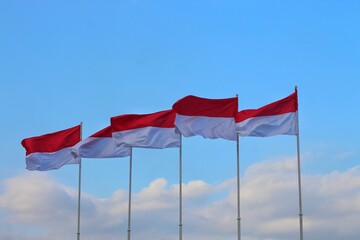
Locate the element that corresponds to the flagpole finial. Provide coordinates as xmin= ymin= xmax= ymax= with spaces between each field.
xmin=295 ymin=85 xmax=298 ymax=91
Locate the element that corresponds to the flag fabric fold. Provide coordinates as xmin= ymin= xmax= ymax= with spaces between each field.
xmin=21 ymin=125 xmax=81 ymax=171
xmin=111 ymin=109 xmax=180 ymax=149
xmin=74 ymin=126 xmax=130 ymax=158
xmin=236 ymin=91 xmax=298 ymax=137
xmin=172 ymin=95 xmax=238 ymax=140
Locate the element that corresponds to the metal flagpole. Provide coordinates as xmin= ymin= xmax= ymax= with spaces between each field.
xmin=77 ymin=157 xmax=82 ymax=240
xmin=236 ymin=134 xmax=241 ymax=240
xmin=179 ymin=134 xmax=183 ymax=240
xmin=77 ymin=122 xmax=83 ymax=240
xmin=127 ymin=147 xmax=133 ymax=240
xmin=235 ymin=93 xmax=241 ymax=240
xmin=295 ymin=86 xmax=304 ymax=240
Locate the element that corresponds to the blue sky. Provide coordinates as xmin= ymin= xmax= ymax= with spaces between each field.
xmin=1 ymin=1 xmax=360 ymax=239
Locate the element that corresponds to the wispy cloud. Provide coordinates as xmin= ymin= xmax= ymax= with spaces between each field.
xmin=335 ymin=150 xmax=357 ymax=160
xmin=1 ymin=158 xmax=359 ymax=240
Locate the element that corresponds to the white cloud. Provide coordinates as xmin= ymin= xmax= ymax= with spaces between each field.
xmin=1 ymin=158 xmax=360 ymax=240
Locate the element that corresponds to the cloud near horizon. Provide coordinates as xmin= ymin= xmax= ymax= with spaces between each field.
xmin=0 ymin=157 xmax=359 ymax=240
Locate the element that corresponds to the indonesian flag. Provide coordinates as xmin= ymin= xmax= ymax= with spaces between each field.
xmin=21 ymin=125 xmax=81 ymax=171
xmin=111 ymin=109 xmax=180 ymax=149
xmin=236 ymin=91 xmax=298 ymax=137
xmin=172 ymin=95 xmax=238 ymax=140
xmin=73 ymin=126 xmax=130 ymax=158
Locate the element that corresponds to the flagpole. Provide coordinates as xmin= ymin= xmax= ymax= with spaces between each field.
xmin=296 ymin=127 xmax=304 ymax=240
xmin=127 ymin=147 xmax=133 ymax=240
xmin=235 ymin=93 xmax=241 ymax=240
xmin=295 ymin=86 xmax=304 ymax=240
xmin=236 ymin=134 xmax=241 ymax=240
xmin=77 ymin=122 xmax=83 ymax=240
xmin=179 ymin=134 xmax=183 ymax=240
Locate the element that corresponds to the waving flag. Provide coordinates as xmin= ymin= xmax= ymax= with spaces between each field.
xmin=172 ymin=95 xmax=238 ymax=140
xmin=236 ymin=91 xmax=298 ymax=137
xmin=21 ymin=125 xmax=81 ymax=171
xmin=111 ymin=109 xmax=180 ymax=148
xmin=74 ymin=126 xmax=130 ymax=158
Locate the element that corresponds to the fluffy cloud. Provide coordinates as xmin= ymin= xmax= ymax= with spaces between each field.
xmin=0 ymin=158 xmax=359 ymax=240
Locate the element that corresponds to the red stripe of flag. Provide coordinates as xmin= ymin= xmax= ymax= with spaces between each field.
xmin=111 ymin=109 xmax=176 ymax=131
xmin=21 ymin=125 xmax=81 ymax=155
xmin=90 ymin=125 xmax=112 ymax=138
xmin=172 ymin=95 xmax=238 ymax=117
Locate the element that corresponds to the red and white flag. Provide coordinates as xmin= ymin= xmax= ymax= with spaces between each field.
xmin=236 ymin=91 xmax=298 ymax=137
xmin=21 ymin=125 xmax=81 ymax=171
xmin=74 ymin=126 xmax=130 ymax=158
xmin=172 ymin=95 xmax=238 ymax=140
xmin=111 ymin=109 xmax=180 ymax=149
